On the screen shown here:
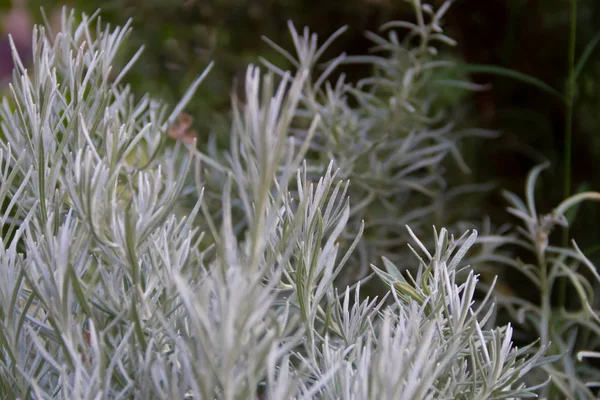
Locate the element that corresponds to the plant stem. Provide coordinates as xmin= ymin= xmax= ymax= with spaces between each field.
xmin=559 ymin=0 xmax=578 ymax=308
xmin=536 ymin=242 xmax=550 ymax=347
xmin=536 ymin=231 xmax=553 ymax=400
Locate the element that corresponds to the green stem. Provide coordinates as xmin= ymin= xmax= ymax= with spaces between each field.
xmin=559 ymin=0 xmax=578 ymax=308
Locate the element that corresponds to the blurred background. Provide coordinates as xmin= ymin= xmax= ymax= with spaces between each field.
xmin=1 ymin=0 xmax=600 ymax=258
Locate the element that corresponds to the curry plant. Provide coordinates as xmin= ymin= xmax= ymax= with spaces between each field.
xmin=0 ymin=3 xmax=562 ymax=399
xmin=254 ymin=0 xmax=498 ymax=284
xmin=475 ymin=163 xmax=600 ymax=399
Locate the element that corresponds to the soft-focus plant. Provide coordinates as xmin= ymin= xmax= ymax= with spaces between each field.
xmin=0 ymin=5 xmax=558 ymax=399
xmin=470 ymin=163 xmax=600 ymax=399
xmin=249 ymin=0 xmax=498 ymax=284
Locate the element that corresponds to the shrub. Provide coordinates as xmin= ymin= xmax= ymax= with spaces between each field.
xmin=0 ymin=1 xmax=599 ymax=399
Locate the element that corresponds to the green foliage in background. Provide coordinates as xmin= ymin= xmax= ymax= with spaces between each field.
xmin=24 ymin=0 xmax=421 ymax=136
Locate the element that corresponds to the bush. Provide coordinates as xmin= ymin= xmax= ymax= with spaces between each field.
xmin=0 ymin=1 xmax=599 ymax=398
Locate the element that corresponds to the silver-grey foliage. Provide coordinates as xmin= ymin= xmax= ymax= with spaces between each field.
xmin=256 ymin=0 xmax=498 ymax=280
xmin=475 ymin=163 xmax=600 ymax=399
xmin=0 ymin=2 xmax=586 ymax=399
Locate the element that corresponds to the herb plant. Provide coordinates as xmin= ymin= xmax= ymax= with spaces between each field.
xmin=0 ymin=1 xmax=599 ymax=399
